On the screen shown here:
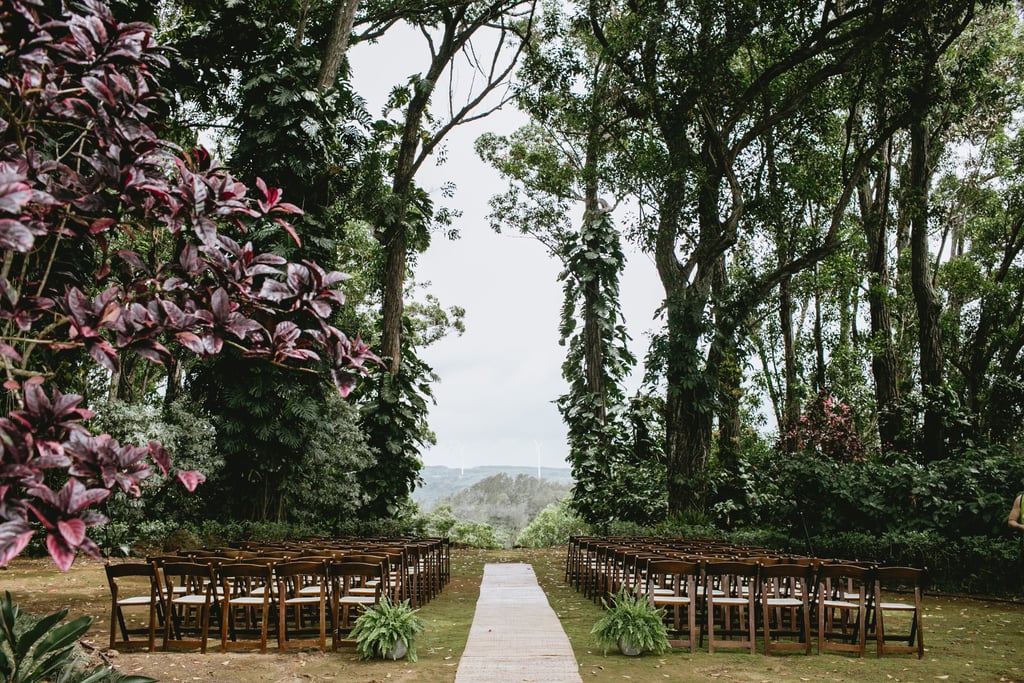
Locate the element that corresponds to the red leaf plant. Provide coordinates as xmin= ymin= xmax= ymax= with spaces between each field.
xmin=0 ymin=0 xmax=379 ymax=569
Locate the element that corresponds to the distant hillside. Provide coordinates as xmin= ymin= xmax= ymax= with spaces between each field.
xmin=412 ymin=465 xmax=574 ymax=509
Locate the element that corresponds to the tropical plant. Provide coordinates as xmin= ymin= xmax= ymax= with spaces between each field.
xmin=776 ymin=389 xmax=867 ymax=463
xmin=590 ymin=587 xmax=669 ymax=656
xmin=0 ymin=0 xmax=376 ymax=570
xmin=349 ymin=596 xmax=425 ymax=662
xmin=0 ymin=591 xmax=87 ymax=683
xmin=0 ymin=591 xmax=155 ymax=683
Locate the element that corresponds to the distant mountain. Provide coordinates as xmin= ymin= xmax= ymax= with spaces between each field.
xmin=412 ymin=465 xmax=574 ymax=510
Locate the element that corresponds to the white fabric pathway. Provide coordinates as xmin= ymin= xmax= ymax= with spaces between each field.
xmin=455 ymin=562 xmax=583 ymax=683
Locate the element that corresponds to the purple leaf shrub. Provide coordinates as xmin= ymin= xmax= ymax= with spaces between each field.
xmin=0 ymin=0 xmax=378 ymax=569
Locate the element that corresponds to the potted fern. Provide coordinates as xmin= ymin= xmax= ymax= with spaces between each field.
xmin=591 ymin=587 xmax=670 ymax=656
xmin=349 ymin=596 xmax=425 ymax=662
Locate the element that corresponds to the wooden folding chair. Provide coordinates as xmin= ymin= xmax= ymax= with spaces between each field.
xmin=760 ymin=563 xmax=813 ymax=655
xmin=330 ymin=560 xmax=383 ymax=650
xmin=276 ymin=559 xmax=329 ymax=652
xmin=816 ymin=563 xmax=871 ymax=657
xmin=872 ymin=566 xmax=925 ymax=658
xmin=105 ymin=562 xmax=161 ymax=652
xmin=645 ymin=559 xmax=700 ymax=652
xmin=705 ymin=560 xmax=758 ymax=654
xmin=162 ymin=561 xmax=216 ymax=653
xmin=217 ymin=562 xmax=274 ymax=653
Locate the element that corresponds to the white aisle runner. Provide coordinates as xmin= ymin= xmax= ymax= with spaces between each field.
xmin=454 ymin=563 xmax=583 ymax=683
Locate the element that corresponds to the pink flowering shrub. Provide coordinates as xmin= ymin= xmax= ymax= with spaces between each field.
xmin=777 ymin=389 xmax=867 ymax=463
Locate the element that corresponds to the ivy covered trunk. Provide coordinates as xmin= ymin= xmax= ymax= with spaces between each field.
xmin=664 ymin=378 xmax=713 ymax=518
xmin=661 ymin=284 xmax=717 ymax=518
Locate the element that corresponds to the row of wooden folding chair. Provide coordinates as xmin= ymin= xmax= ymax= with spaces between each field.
xmin=569 ymin=544 xmax=926 ymax=659
xmin=639 ymin=558 xmax=924 ymax=657
xmin=229 ymin=536 xmax=450 ymax=608
xmin=106 ymin=554 xmax=390 ymax=655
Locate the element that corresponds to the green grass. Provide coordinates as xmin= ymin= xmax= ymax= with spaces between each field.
xmin=528 ymin=547 xmax=1024 ymax=683
xmin=5 ymin=548 xmax=1024 ymax=682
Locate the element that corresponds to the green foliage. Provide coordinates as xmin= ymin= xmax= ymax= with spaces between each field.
xmin=189 ymin=355 xmax=373 ymax=525
xmin=421 ymin=504 xmax=458 ymax=539
xmin=448 ymin=521 xmax=503 ymax=550
xmin=567 ymin=393 xmax=668 ymax=527
xmin=334 ymin=505 xmax=427 ymax=538
xmin=90 ymin=398 xmax=219 ymax=546
xmin=0 ymin=592 xmax=155 ymax=683
xmin=750 ymin=444 xmax=1024 ymax=540
xmin=807 ymin=530 xmax=1021 ymax=595
xmin=515 ymin=498 xmax=590 ymax=548
xmin=357 ymin=348 xmax=434 ymax=518
xmin=590 ymin=587 xmax=670 ymax=656
xmin=350 ymin=596 xmax=425 ymax=662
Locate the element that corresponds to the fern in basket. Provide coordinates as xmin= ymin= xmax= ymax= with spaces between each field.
xmin=591 ymin=587 xmax=670 ymax=656
xmin=350 ymin=596 xmax=425 ymax=662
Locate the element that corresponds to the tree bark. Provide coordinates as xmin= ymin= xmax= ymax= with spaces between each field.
xmin=909 ymin=117 xmax=945 ymax=460
xmin=377 ymin=42 xmax=445 ymax=373
xmin=859 ymin=154 xmax=904 ymax=451
xmin=658 ymin=150 xmax=726 ymax=518
xmin=317 ymin=0 xmax=360 ymax=90
xmin=581 ymin=117 xmax=606 ymax=412
xmin=713 ymin=256 xmax=741 ymax=484
xmin=812 ymin=275 xmax=826 ymax=390
xmin=779 ymin=274 xmax=799 ymax=427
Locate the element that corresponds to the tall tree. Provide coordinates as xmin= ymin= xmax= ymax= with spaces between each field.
xmin=477 ymin=2 xmax=666 ymax=524
xmin=587 ymin=0 xmax=971 ymax=516
xmin=343 ymin=0 xmax=538 ymax=514
xmin=896 ymin=2 xmax=985 ymax=460
xmin=356 ymin=0 xmax=537 ymax=374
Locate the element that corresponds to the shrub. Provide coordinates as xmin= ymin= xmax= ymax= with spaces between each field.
xmin=776 ymin=389 xmax=867 ymax=463
xmin=449 ymin=521 xmax=502 ymax=549
xmin=349 ymin=596 xmax=424 ymax=662
xmin=421 ymin=505 xmax=458 ymax=539
xmin=591 ymin=587 xmax=670 ymax=656
xmin=0 ymin=0 xmax=376 ymax=571
xmin=516 ymin=498 xmax=590 ymax=548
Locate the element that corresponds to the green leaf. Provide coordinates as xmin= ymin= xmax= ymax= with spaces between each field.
xmin=13 ymin=609 xmax=67 ymax=661
xmin=27 ymin=615 xmax=91 ymax=673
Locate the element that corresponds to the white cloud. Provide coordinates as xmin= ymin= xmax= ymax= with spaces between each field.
xmin=349 ymin=29 xmax=664 ymax=471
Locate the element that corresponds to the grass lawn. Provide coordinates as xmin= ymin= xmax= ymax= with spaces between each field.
xmin=3 ymin=547 xmax=1023 ymax=682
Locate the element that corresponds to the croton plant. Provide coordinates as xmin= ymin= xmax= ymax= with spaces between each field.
xmin=0 ymin=0 xmax=378 ymax=570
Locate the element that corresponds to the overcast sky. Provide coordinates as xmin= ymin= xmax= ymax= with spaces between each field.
xmin=348 ymin=31 xmax=664 ymax=471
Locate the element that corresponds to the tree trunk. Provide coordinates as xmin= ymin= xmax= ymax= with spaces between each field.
xmin=657 ymin=143 xmax=728 ymax=518
xmin=379 ymin=227 xmax=408 ymax=373
xmin=713 ymin=257 xmax=741 ymax=486
xmin=664 ymin=348 xmax=714 ymax=518
xmin=860 ymin=158 xmax=904 ymax=451
xmin=909 ymin=117 xmax=945 ymax=461
xmin=714 ymin=336 xmax=742 ymax=522
xmin=377 ymin=59 xmax=438 ymax=373
xmin=163 ymin=356 xmax=184 ymax=410
xmin=779 ymin=273 xmax=800 ymax=427
xmin=812 ymin=273 xmax=826 ymax=390
xmin=317 ymin=0 xmax=360 ymax=89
